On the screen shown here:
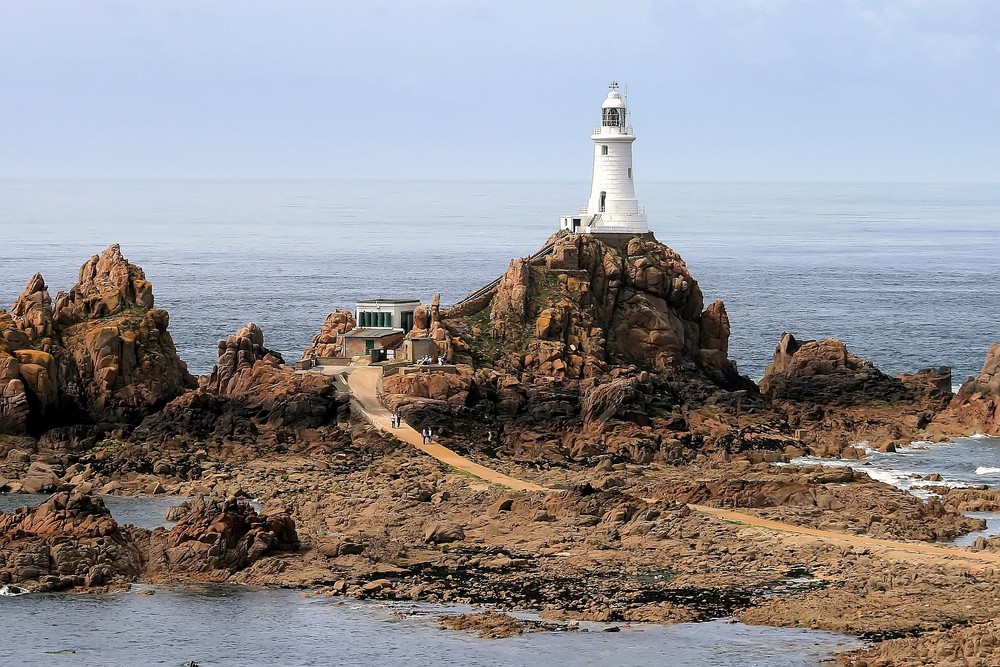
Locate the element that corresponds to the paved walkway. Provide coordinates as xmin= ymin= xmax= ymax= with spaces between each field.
xmin=688 ymin=503 xmax=1000 ymax=568
xmin=345 ymin=366 xmax=547 ymax=492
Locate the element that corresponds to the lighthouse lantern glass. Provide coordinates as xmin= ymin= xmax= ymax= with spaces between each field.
xmin=602 ymin=107 xmax=624 ymax=128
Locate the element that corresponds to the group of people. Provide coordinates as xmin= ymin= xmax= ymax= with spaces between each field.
xmin=388 ymin=411 xmax=434 ymax=443
xmin=415 ymin=355 xmax=445 ymax=366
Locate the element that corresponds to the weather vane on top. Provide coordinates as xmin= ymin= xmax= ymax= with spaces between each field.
xmin=609 ymin=81 xmax=619 ymax=91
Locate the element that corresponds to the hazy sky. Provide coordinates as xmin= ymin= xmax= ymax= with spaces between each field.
xmin=2 ymin=0 xmax=998 ymax=181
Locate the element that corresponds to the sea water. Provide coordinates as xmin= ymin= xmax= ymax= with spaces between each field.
xmin=0 ymin=586 xmax=859 ymax=667
xmin=1 ymin=180 xmax=997 ymax=378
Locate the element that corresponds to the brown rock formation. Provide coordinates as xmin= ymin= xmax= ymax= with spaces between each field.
xmin=935 ymin=344 xmax=1000 ymax=436
xmin=0 ymin=492 xmax=146 ymax=591
xmin=134 ymin=322 xmax=345 ymax=443
xmin=760 ymin=333 xmax=914 ymax=405
xmin=0 ymin=245 xmax=195 ymax=435
xmin=303 ymin=309 xmax=355 ymax=358
xmin=455 ymin=232 xmax=739 ymax=382
xmin=406 ymin=293 xmax=451 ymax=360
xmin=207 ymin=322 xmax=284 ymax=394
xmin=147 ymin=496 xmax=298 ymax=581
xmin=836 ymin=618 xmax=1000 ymax=666
xmin=381 ymin=371 xmax=473 ymax=412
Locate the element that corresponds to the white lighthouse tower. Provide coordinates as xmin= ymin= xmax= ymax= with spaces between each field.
xmin=560 ymin=82 xmax=648 ymax=235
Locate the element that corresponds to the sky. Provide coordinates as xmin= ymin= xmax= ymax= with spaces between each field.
xmin=1 ymin=0 xmax=998 ymax=182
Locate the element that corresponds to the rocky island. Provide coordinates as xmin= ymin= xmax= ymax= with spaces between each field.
xmin=2 ymin=237 xmax=1000 ymax=665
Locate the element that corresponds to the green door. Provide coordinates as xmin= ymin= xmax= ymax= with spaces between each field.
xmin=365 ymin=340 xmax=375 ymax=353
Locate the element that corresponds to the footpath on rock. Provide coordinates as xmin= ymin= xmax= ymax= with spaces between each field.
xmin=346 ymin=366 xmax=547 ymax=492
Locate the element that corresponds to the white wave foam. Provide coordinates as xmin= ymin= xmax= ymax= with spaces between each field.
xmin=972 ymin=433 xmax=992 ymax=440
xmin=976 ymin=467 xmax=1000 ymax=475
xmin=0 ymin=585 xmax=27 ymax=596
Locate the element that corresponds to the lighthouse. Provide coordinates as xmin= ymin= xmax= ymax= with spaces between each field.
xmin=560 ymin=82 xmax=648 ymax=235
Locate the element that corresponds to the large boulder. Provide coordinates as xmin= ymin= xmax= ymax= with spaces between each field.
xmin=760 ymin=333 xmax=913 ymax=406
xmin=303 ymin=310 xmax=355 ymax=359
xmin=935 ymin=344 xmax=1000 ymax=435
xmin=0 ymin=492 xmax=146 ymax=591
xmin=147 ymin=496 xmax=298 ymax=581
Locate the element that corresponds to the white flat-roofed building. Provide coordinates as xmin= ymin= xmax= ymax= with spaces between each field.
xmin=354 ymin=299 xmax=420 ymax=332
xmin=560 ymin=82 xmax=648 ymax=235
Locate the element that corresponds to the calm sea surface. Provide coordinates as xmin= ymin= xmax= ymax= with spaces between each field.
xmin=0 ymin=585 xmax=858 ymax=667
xmin=1 ymin=180 xmax=997 ymax=377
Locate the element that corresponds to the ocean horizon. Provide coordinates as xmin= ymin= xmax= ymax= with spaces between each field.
xmin=3 ymin=178 xmax=998 ymax=378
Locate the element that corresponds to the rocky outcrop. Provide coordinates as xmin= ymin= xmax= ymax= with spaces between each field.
xmin=207 ymin=323 xmax=283 ymax=394
xmin=0 ymin=492 xmax=299 ymax=591
xmin=760 ymin=333 xmax=914 ymax=405
xmin=381 ymin=372 xmax=472 ymax=407
xmin=935 ymin=344 xmax=1000 ymax=436
xmin=0 ymin=245 xmax=195 ymax=435
xmin=837 ymin=618 xmax=1000 ymax=667
xmin=450 ymin=232 xmax=741 ymax=383
xmin=406 ymin=293 xmax=451 ymax=360
xmin=147 ymin=496 xmax=298 ymax=581
xmin=0 ymin=492 xmax=146 ymax=591
xmin=135 ymin=323 xmax=345 ymax=443
xmin=303 ymin=310 xmax=355 ymax=358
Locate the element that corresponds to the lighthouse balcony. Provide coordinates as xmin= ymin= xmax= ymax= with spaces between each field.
xmin=592 ymin=125 xmax=634 ymax=138
xmin=560 ymin=212 xmax=648 ymax=235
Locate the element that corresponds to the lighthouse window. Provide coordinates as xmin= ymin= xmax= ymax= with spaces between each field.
xmin=601 ymin=145 xmax=608 ymax=156
xmin=599 ymin=191 xmax=606 ymax=212
xmin=628 ymin=168 xmax=632 ymax=178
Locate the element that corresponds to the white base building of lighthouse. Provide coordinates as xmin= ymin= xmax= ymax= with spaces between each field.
xmin=560 ymin=83 xmax=649 ymax=235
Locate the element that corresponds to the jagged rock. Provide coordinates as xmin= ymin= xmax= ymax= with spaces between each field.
xmin=406 ymin=293 xmax=451 ymax=360
xmin=10 ymin=273 xmax=53 ymax=342
xmin=207 ymin=323 xmax=284 ymax=394
xmin=303 ymin=310 xmax=355 ymax=358
xmin=0 ymin=492 xmax=146 ymax=591
xmin=936 ymin=344 xmax=1000 ymax=435
xmin=0 ymin=245 xmax=195 ymax=435
xmin=147 ymin=496 xmax=298 ymax=580
xmin=448 ymin=232 xmax=743 ymax=383
xmin=760 ymin=333 xmax=913 ymax=405
xmin=53 ymin=244 xmax=154 ymax=325
xmin=135 ymin=323 xmax=344 ymax=442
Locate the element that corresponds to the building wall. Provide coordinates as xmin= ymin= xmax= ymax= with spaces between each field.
xmin=355 ymin=302 xmax=420 ymax=330
xmin=588 ymin=135 xmax=640 ymax=215
xmin=344 ymin=332 xmax=406 ymax=358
